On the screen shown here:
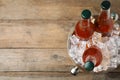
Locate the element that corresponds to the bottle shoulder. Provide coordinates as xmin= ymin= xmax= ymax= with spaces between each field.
xmin=74 ymin=20 xmax=94 ymax=40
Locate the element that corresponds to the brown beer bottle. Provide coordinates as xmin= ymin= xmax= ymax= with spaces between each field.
xmin=75 ymin=9 xmax=94 ymax=40
xmin=95 ymin=0 xmax=113 ymax=36
xmin=82 ymin=46 xmax=103 ymax=71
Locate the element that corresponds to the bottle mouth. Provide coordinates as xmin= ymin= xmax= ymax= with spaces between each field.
xmin=84 ymin=61 xmax=94 ymax=71
xmin=101 ymin=0 xmax=111 ymax=10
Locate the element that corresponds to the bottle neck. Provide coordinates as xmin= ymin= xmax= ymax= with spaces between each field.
xmin=100 ymin=8 xmax=110 ymax=20
xmin=80 ymin=18 xmax=90 ymax=28
xmin=85 ymin=56 xmax=96 ymax=65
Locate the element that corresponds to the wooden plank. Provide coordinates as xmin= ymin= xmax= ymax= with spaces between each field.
xmin=0 ymin=72 xmax=93 ymax=80
xmin=0 ymin=6 xmax=93 ymax=20
xmin=0 ymin=0 xmax=95 ymax=20
xmin=0 ymin=0 xmax=119 ymax=20
xmin=0 ymin=72 xmax=119 ymax=80
xmin=0 ymin=20 xmax=75 ymax=48
xmin=0 ymin=0 xmax=98 ymax=7
xmin=0 ymin=71 xmax=92 ymax=77
xmin=0 ymin=49 xmax=74 ymax=71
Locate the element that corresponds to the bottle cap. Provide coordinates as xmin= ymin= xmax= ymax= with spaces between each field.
xmin=81 ymin=9 xmax=91 ymax=19
xmin=84 ymin=61 xmax=94 ymax=71
xmin=101 ymin=1 xmax=111 ymax=10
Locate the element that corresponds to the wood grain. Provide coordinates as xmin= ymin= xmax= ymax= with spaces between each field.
xmin=0 ymin=49 xmax=74 ymax=71
xmin=0 ymin=72 xmax=94 ymax=80
xmin=0 ymin=20 xmax=75 ymax=49
xmin=0 ymin=72 xmax=118 ymax=80
xmin=0 ymin=0 xmax=93 ymax=20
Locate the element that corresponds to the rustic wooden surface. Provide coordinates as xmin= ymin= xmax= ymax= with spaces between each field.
xmin=0 ymin=0 xmax=119 ymax=80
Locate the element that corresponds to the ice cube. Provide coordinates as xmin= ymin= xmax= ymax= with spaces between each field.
xmin=93 ymin=65 xmax=104 ymax=72
xmin=92 ymin=32 xmax=102 ymax=43
xmin=115 ymin=37 xmax=120 ymax=50
xmin=118 ymin=52 xmax=120 ymax=64
xmin=114 ymin=23 xmax=119 ymax=30
xmin=97 ymin=65 xmax=103 ymax=72
xmin=68 ymin=35 xmax=87 ymax=66
xmin=91 ymin=32 xmax=105 ymax=49
xmin=109 ymin=62 xmax=117 ymax=68
xmin=93 ymin=67 xmax=98 ymax=72
xmin=76 ymin=41 xmax=86 ymax=56
xmin=75 ymin=40 xmax=86 ymax=65
xmin=105 ymin=37 xmax=118 ymax=51
xmin=69 ymin=35 xmax=79 ymax=45
xmin=69 ymin=45 xmax=77 ymax=58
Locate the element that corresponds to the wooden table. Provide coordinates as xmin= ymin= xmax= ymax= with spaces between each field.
xmin=0 ymin=0 xmax=119 ymax=80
